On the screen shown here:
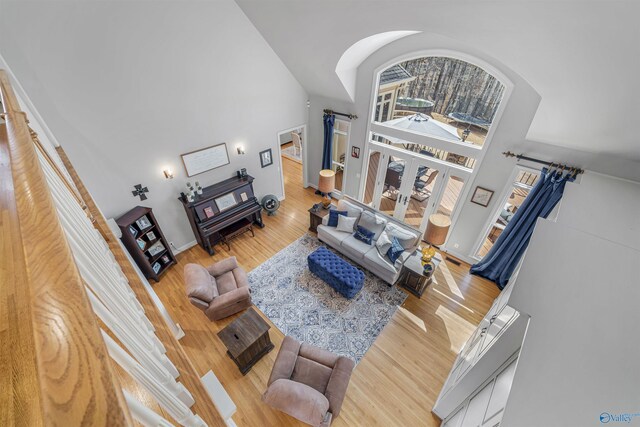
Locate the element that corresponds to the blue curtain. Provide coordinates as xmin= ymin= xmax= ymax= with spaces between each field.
xmin=470 ymin=168 xmax=574 ymax=289
xmin=321 ymin=113 xmax=335 ymax=170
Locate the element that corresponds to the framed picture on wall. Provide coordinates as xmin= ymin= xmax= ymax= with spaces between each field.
xmin=351 ymin=146 xmax=360 ymax=158
xmin=260 ymin=149 xmax=273 ymax=168
xmin=180 ymin=143 xmax=230 ymax=177
xmin=471 ymin=186 xmax=494 ymax=207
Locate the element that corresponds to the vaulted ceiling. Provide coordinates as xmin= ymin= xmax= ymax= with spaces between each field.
xmin=236 ymin=0 xmax=640 ymax=160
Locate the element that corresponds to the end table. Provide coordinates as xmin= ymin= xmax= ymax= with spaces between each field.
xmin=308 ymin=204 xmax=334 ymax=233
xmin=397 ymin=251 xmax=442 ymax=298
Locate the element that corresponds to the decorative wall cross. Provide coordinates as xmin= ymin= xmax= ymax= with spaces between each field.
xmin=132 ymin=184 xmax=149 ymax=201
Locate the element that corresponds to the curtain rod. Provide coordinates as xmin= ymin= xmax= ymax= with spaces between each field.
xmin=323 ymin=109 xmax=358 ymax=120
xmin=503 ymin=151 xmax=584 ymax=175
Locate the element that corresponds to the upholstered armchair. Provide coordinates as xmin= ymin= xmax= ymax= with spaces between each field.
xmin=184 ymin=257 xmax=251 ymax=321
xmin=262 ymin=336 xmax=355 ymax=427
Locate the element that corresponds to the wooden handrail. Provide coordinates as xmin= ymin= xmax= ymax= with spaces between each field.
xmin=57 ymin=146 xmax=228 ymax=426
xmin=0 ymin=70 xmax=132 ymax=426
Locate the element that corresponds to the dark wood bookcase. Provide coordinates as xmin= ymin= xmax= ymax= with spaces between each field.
xmin=116 ymin=206 xmax=176 ymax=282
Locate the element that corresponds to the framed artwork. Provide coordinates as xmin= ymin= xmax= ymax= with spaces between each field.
xmin=136 ymin=238 xmax=146 ymax=250
xmin=215 ymin=192 xmax=237 ymax=212
xmin=203 ymin=206 xmax=215 ymax=218
xmin=135 ymin=215 xmax=152 ymax=230
xmin=471 ymin=186 xmax=494 ymax=207
xmin=152 ymin=262 xmax=161 ymax=274
xmin=146 ymin=231 xmax=156 ymax=241
xmin=260 ymin=149 xmax=273 ymax=168
xmin=351 ymin=146 xmax=360 ymax=158
xmin=181 ymin=143 xmax=230 ymax=177
xmin=240 ymin=192 xmax=248 ymax=202
xmin=128 ymin=225 xmax=138 ymax=236
xmin=147 ymin=241 xmax=165 ymax=256
xmin=161 ymin=255 xmax=170 ymax=264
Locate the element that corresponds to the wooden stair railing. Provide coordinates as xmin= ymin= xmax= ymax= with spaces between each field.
xmin=0 ymin=71 xmax=132 ymax=425
xmin=56 ymin=145 xmax=227 ymax=426
xmin=1 ymin=68 xmax=228 ymax=426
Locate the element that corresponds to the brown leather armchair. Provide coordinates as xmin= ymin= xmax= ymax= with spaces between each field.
xmin=262 ymin=336 xmax=355 ymax=427
xmin=184 ymin=257 xmax=251 ymax=321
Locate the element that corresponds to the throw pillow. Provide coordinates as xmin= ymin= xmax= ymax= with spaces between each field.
xmin=385 ymin=222 xmax=419 ymax=250
xmin=376 ymin=230 xmax=393 ymax=256
xmin=387 ymin=237 xmax=405 ymax=264
xmin=337 ymin=199 xmax=363 ymax=219
xmin=327 ymin=210 xmax=347 ymax=227
xmin=336 ymin=215 xmax=357 ymax=233
xmin=357 ymin=211 xmax=387 ymax=240
xmin=353 ymin=225 xmax=375 ymax=245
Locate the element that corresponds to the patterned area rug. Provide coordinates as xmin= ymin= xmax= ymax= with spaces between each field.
xmin=248 ymin=234 xmax=407 ymax=363
xmin=281 ymin=145 xmax=302 ymax=162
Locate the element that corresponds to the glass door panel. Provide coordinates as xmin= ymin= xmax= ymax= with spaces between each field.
xmin=332 ymin=120 xmax=350 ymax=193
xmin=421 ymin=174 xmax=465 ymax=241
xmin=403 ymin=163 xmax=440 ymax=230
xmin=379 ymin=155 xmax=407 ymax=217
xmin=475 ymin=170 xmax=540 ymax=259
xmin=363 ymin=149 xmax=382 ymax=206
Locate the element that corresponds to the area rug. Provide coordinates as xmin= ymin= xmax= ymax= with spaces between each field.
xmin=281 ymin=145 xmax=302 ymax=162
xmin=248 ymin=234 xmax=407 ymax=363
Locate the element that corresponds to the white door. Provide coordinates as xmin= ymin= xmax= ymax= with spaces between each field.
xmin=362 ymin=143 xmax=465 ymax=237
xmin=331 ymin=119 xmax=351 ymax=196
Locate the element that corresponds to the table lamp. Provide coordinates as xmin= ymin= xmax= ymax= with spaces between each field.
xmin=423 ymin=214 xmax=451 ymax=262
xmin=318 ymin=169 xmax=336 ymax=209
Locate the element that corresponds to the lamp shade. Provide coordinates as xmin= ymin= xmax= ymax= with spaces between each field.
xmin=318 ymin=169 xmax=336 ymax=193
xmin=425 ymin=214 xmax=451 ymax=246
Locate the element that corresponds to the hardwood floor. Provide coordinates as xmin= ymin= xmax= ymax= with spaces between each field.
xmin=153 ymin=156 xmax=499 ymax=426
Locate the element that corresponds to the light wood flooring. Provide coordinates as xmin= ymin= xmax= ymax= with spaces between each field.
xmin=153 ymin=156 xmax=499 ymax=426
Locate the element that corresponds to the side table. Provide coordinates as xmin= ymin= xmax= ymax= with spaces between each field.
xmin=217 ymin=307 xmax=274 ymax=375
xmin=397 ymin=251 xmax=442 ymax=298
xmin=308 ymin=205 xmax=333 ymax=233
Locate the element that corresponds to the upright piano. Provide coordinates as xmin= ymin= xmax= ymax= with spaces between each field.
xmin=179 ymin=175 xmax=264 ymax=255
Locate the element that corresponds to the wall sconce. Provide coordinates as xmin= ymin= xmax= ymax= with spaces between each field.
xmin=236 ymin=145 xmax=246 ymax=155
xmin=163 ymin=169 xmax=174 ymax=179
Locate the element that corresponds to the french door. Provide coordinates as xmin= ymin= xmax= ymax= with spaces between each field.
xmin=362 ymin=143 xmax=468 ymax=238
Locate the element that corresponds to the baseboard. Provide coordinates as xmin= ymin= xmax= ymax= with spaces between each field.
xmin=173 ymin=240 xmax=197 ymax=255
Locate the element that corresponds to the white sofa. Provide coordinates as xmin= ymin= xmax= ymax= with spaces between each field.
xmin=317 ymin=196 xmax=422 ymax=285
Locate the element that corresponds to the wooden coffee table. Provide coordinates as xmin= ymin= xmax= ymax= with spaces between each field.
xmin=217 ymin=307 xmax=274 ymax=375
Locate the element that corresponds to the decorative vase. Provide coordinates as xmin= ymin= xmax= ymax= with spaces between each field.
xmin=423 ymin=263 xmax=434 ymax=275
xmin=421 ymin=245 xmax=436 ymax=263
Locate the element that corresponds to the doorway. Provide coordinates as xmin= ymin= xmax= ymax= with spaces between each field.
xmin=277 ymin=124 xmax=307 ymax=199
xmin=472 ymin=166 xmax=540 ymax=259
xmin=362 ymin=143 xmax=468 ymax=241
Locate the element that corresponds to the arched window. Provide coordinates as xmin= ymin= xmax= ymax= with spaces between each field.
xmin=361 ymin=56 xmax=506 ymax=242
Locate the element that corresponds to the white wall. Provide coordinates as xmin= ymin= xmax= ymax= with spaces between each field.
xmin=502 ymin=219 xmax=640 ymax=426
xmin=556 ymin=171 xmax=640 ymax=251
xmin=0 ymin=0 xmax=308 ymax=249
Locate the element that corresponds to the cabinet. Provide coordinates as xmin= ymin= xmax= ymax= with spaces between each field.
xmin=433 ymin=279 xmax=528 ymax=419
xmin=116 ymin=206 xmax=176 ymax=282
xmin=442 ymin=357 xmax=518 ymax=427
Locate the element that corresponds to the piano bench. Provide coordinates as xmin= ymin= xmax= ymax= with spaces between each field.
xmin=219 ymin=218 xmax=255 ymax=251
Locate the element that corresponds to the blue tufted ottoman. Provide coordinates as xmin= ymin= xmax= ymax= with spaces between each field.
xmin=307 ymin=247 xmax=365 ymax=299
